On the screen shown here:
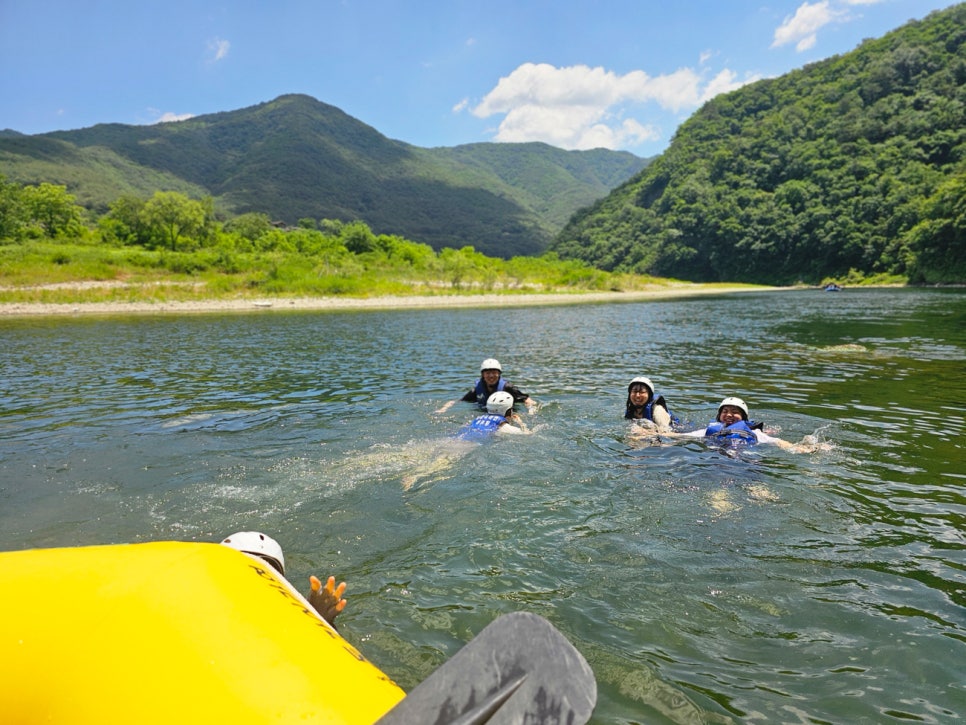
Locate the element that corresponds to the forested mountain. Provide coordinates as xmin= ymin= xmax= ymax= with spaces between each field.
xmin=0 ymin=95 xmax=647 ymax=259
xmin=551 ymin=3 xmax=966 ymax=284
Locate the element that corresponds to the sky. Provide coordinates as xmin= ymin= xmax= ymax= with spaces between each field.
xmin=0 ymin=0 xmax=959 ymax=157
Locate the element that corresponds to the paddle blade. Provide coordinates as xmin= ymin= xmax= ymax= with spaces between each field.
xmin=376 ymin=611 xmax=597 ymax=725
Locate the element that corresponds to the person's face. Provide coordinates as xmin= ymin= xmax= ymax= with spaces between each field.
xmin=629 ymin=385 xmax=651 ymax=405
xmin=718 ymin=406 xmax=744 ymax=424
xmin=482 ymin=369 xmax=501 ymax=386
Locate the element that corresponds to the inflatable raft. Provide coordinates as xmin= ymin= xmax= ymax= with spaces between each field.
xmin=0 ymin=541 xmax=405 ymax=724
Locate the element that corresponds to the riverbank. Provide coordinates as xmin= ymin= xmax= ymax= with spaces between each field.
xmin=0 ymin=283 xmax=778 ymax=317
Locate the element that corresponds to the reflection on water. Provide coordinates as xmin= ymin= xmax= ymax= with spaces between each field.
xmin=1 ymin=288 xmax=964 ymax=724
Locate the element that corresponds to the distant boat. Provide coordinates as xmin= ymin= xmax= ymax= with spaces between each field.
xmin=823 ymin=283 xmax=843 ymax=292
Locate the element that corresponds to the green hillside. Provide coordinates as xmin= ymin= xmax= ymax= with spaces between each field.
xmin=551 ymin=3 xmax=966 ymax=285
xmin=424 ymin=142 xmax=647 ymax=231
xmin=0 ymin=132 xmax=209 ymax=207
xmin=0 ymin=95 xmax=648 ymax=259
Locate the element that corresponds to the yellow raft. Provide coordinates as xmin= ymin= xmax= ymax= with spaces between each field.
xmin=0 ymin=541 xmax=405 ymax=724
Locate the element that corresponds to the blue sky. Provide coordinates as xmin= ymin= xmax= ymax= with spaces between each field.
xmin=0 ymin=0 xmax=957 ymax=156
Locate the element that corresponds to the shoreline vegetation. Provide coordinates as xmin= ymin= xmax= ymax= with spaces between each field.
xmin=0 ymin=184 xmax=906 ymax=319
xmin=0 ymin=238 xmax=791 ymax=318
xmin=0 ymin=281 xmax=779 ymax=317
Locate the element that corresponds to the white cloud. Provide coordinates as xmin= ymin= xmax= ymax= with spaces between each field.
xmin=467 ymin=62 xmax=755 ymax=151
xmin=771 ymin=1 xmax=847 ymax=52
xmin=207 ymin=37 xmax=230 ymax=63
xmin=452 ymin=98 xmax=470 ymax=113
xmin=486 ymin=102 xmax=660 ymax=150
xmin=699 ymin=69 xmax=746 ymax=103
xmin=153 ymin=112 xmax=195 ymax=124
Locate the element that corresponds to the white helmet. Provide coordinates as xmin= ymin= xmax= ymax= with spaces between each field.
xmin=486 ymin=391 xmax=514 ymax=415
xmin=480 ymin=358 xmax=502 ymax=373
xmin=628 ymin=376 xmax=654 ymax=397
xmin=221 ymin=531 xmax=285 ymax=574
xmin=717 ymin=396 xmax=749 ymax=421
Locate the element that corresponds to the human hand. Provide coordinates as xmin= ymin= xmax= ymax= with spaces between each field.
xmin=309 ymin=574 xmax=347 ymax=625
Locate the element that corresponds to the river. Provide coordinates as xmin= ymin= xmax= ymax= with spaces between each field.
xmin=1 ymin=287 xmax=963 ymax=723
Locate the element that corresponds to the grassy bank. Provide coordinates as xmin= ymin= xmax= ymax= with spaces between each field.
xmin=0 ymin=240 xmax=770 ymax=306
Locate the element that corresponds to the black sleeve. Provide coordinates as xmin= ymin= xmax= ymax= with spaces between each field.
xmin=503 ymin=382 xmax=529 ymax=403
xmin=460 ymin=389 xmax=476 ymax=402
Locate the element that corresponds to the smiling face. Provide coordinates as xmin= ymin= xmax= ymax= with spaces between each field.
xmin=628 ymin=384 xmax=651 ymax=405
xmin=482 ymin=368 xmax=501 ymax=387
xmin=717 ymin=405 xmax=745 ymax=424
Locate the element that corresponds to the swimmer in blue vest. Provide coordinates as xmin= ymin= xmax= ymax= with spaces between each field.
xmin=435 ymin=358 xmax=534 ymax=414
xmin=675 ymin=396 xmax=819 ymax=452
xmin=402 ymin=392 xmax=529 ymax=489
xmin=624 ymin=376 xmax=677 ymax=432
xmin=456 ymin=391 xmax=529 ymax=440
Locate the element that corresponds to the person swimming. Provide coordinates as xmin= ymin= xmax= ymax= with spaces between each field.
xmin=624 ymin=376 xmax=676 ymax=432
xmin=435 ymin=358 xmax=534 ymax=414
xmin=456 ymin=391 xmax=528 ymax=440
xmin=672 ymin=396 xmax=822 ymax=453
xmin=401 ymin=392 xmax=531 ymax=490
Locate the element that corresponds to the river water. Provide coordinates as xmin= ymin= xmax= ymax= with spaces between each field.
xmin=1 ymin=288 xmax=964 ymax=724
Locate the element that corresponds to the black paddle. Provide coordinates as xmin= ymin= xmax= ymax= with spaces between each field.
xmin=376 ymin=611 xmax=597 ymax=725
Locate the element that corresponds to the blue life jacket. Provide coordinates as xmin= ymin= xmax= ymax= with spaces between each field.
xmin=473 ymin=378 xmax=507 ymax=408
xmin=704 ymin=419 xmax=762 ymax=445
xmin=624 ymin=394 xmax=679 ymax=424
xmin=456 ymin=413 xmax=506 ymax=440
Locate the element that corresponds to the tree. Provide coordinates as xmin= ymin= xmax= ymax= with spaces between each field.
xmin=904 ymin=172 xmax=966 ymax=283
xmin=341 ymin=221 xmax=376 ymax=254
xmin=19 ymin=182 xmax=84 ymax=237
xmin=224 ymin=212 xmax=272 ymax=242
xmin=319 ymin=219 xmax=345 ymax=236
xmin=439 ymin=246 xmax=485 ymax=288
xmin=100 ymin=195 xmax=148 ymax=245
xmin=0 ymin=174 xmax=25 ymax=240
xmin=141 ymin=191 xmax=207 ymax=251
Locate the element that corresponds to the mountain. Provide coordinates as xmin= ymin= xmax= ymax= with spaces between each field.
xmin=550 ymin=3 xmax=966 ymax=284
xmin=0 ymin=95 xmax=648 ymax=259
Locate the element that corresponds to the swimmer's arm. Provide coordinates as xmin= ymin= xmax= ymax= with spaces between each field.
xmin=434 ymin=399 xmax=457 ymax=414
xmin=435 ymin=391 xmax=474 ymax=414
xmin=509 ymin=412 xmax=529 ymax=431
xmin=436 ymin=388 xmax=482 ymax=413
xmin=774 ymin=437 xmax=810 ymax=453
xmin=651 ymin=405 xmax=672 ymax=432
xmin=759 ymin=431 xmax=820 ymax=453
